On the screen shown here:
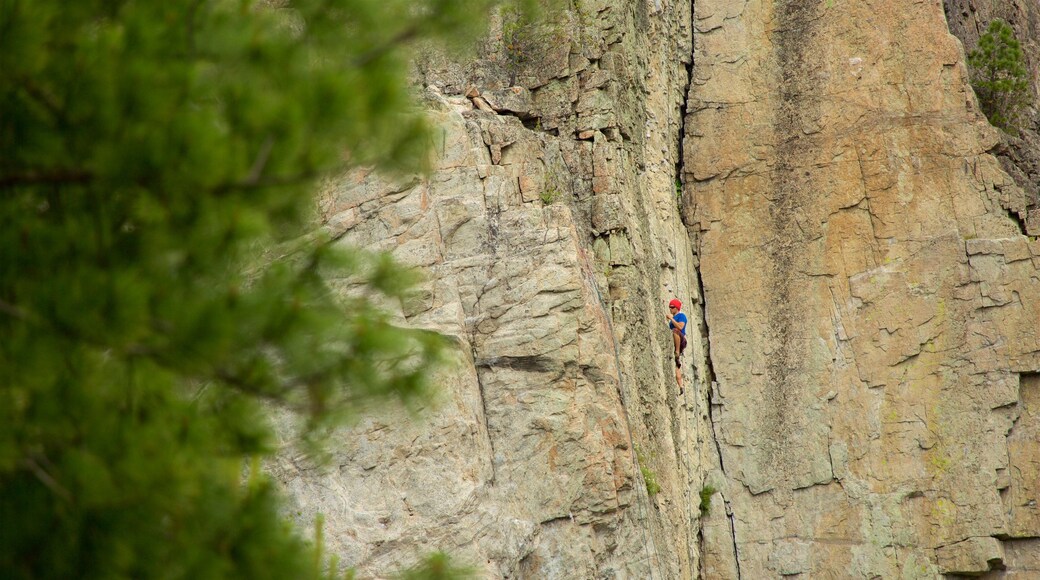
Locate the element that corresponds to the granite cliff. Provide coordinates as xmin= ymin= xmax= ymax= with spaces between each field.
xmin=272 ymin=0 xmax=1040 ymax=577
xmin=690 ymin=0 xmax=1039 ymax=576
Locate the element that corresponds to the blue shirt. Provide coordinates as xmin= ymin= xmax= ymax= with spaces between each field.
xmin=670 ymin=312 xmax=688 ymax=336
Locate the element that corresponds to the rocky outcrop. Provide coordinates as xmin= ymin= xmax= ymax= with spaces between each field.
xmin=271 ymin=1 xmax=710 ymax=577
xmin=687 ymin=0 xmax=1040 ymax=577
xmin=270 ymin=0 xmax=1040 ymax=577
xmin=944 ymin=0 xmax=1040 ymax=233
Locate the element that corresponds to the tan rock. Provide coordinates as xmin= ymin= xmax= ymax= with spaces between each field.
xmin=482 ymin=86 xmax=534 ymax=117
xmin=275 ymin=5 xmax=707 ymax=576
xmin=688 ymin=0 xmax=1040 ymax=576
xmin=282 ymin=0 xmax=1040 ymax=577
xmin=1027 ymin=208 xmax=1040 ymax=236
xmin=472 ymin=96 xmax=494 ymax=113
xmin=936 ymin=537 xmax=1005 ymax=575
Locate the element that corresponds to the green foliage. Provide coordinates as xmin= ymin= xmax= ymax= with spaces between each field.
xmin=699 ymin=485 xmax=717 ymax=516
xmin=397 ymin=553 xmax=474 ymax=580
xmin=0 ymin=0 xmax=520 ymax=578
xmin=635 ymin=447 xmax=660 ymax=497
xmin=502 ymin=6 xmax=537 ymax=82
xmin=500 ymin=1 xmax=564 ymax=84
xmin=539 ymin=169 xmax=566 ymax=205
xmin=967 ymin=19 xmax=1032 ymax=133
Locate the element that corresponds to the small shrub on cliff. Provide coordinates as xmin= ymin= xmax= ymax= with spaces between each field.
xmin=636 ymin=447 xmax=661 ymax=497
xmin=699 ymin=485 xmax=718 ymax=516
xmin=500 ymin=1 xmax=565 ymax=84
xmin=502 ymin=6 xmax=537 ymax=81
xmin=540 ymin=170 xmax=565 ymax=205
xmin=968 ymin=19 xmax=1032 ymax=133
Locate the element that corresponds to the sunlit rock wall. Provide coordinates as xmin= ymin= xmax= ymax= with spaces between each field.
xmin=271 ymin=0 xmax=1040 ymax=577
xmin=686 ymin=0 xmax=1040 ymax=577
xmin=271 ymin=1 xmax=710 ymax=578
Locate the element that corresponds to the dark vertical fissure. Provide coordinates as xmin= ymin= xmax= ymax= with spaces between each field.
xmin=681 ymin=0 xmax=742 ymax=577
xmin=676 ymin=44 xmax=694 ymax=215
xmin=472 ymin=346 xmax=498 ymax=486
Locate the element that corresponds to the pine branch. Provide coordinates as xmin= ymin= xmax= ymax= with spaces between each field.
xmin=23 ymin=454 xmax=72 ymax=503
xmin=354 ymin=24 xmax=422 ymax=67
xmin=17 ymin=77 xmax=66 ymax=123
xmin=213 ymin=170 xmax=319 ymax=194
xmin=245 ymin=136 xmax=276 ymax=185
xmin=0 ymin=169 xmax=93 ymax=189
xmin=0 ymin=298 xmax=30 ymax=320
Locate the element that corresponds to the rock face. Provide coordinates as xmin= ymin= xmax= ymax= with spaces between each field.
xmin=688 ymin=0 xmax=1040 ymax=577
xmin=944 ymin=0 xmax=1040 ymax=235
xmin=272 ymin=2 xmax=709 ymax=578
xmin=272 ymin=0 xmax=1040 ymax=577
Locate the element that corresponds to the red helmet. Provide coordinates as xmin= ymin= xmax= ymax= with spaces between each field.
xmin=668 ymin=299 xmax=682 ymax=310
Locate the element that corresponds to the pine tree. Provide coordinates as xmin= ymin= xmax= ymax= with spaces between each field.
xmin=0 ymin=1 xmax=523 ymax=577
xmin=968 ymin=19 xmax=1032 ymax=132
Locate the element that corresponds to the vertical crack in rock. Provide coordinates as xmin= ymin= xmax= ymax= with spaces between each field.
xmin=690 ymin=127 xmax=740 ymax=572
xmin=702 ymin=298 xmax=742 ymax=580
xmin=472 ymin=183 xmax=501 ymax=487
xmin=727 ymin=501 xmax=742 ymax=580
xmin=675 ymin=32 xmax=695 ymax=222
xmin=473 ymin=348 xmax=498 ymax=487
xmin=704 ymin=373 xmax=743 ymax=578
xmin=684 ymin=0 xmax=741 ymax=576
xmin=706 ymin=381 xmax=744 ymax=580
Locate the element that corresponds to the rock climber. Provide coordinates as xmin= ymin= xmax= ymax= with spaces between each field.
xmin=667 ymin=298 xmax=687 ymax=394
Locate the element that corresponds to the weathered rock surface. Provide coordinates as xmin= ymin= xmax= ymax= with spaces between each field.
xmin=273 ymin=2 xmax=711 ymax=578
xmin=271 ymin=0 xmax=1040 ymax=577
xmin=944 ymin=0 xmax=1040 ymax=234
xmin=687 ymin=0 xmax=1040 ymax=577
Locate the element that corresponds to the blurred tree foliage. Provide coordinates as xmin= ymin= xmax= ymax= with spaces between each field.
xmin=968 ymin=19 xmax=1032 ymax=133
xmin=0 ymin=0 xmax=529 ymax=577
